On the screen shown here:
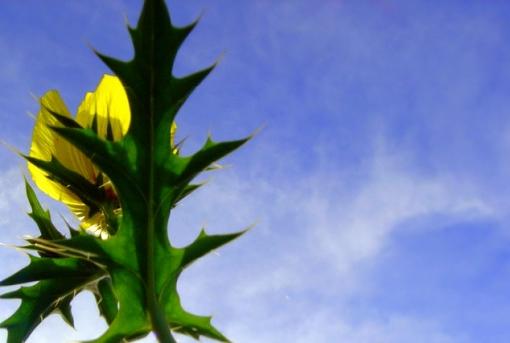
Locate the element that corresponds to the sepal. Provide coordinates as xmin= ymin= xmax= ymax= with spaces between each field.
xmin=24 ymin=155 xmax=105 ymax=215
xmin=49 ymin=127 xmax=133 ymax=197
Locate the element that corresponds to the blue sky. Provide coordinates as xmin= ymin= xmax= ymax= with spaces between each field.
xmin=1 ymin=0 xmax=510 ymax=342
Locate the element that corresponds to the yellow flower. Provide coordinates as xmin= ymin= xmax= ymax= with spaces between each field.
xmin=28 ymin=75 xmax=177 ymax=239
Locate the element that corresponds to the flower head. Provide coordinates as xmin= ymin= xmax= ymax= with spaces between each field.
xmin=28 ymin=75 xmax=176 ymax=239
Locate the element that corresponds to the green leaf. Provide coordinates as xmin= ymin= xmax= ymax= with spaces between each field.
xmin=0 ymin=275 xmax=97 ymax=343
xmin=57 ymin=294 xmax=75 ymax=327
xmin=160 ymin=282 xmax=230 ymax=342
xmin=83 ymin=268 xmax=151 ymax=343
xmin=95 ymin=278 xmax=118 ymax=325
xmin=0 ymin=255 xmax=99 ymax=286
xmin=62 ymin=218 xmax=82 ymax=238
xmin=182 ymin=229 xmax=248 ymax=268
xmin=173 ymin=183 xmax=204 ymax=207
xmin=24 ymin=179 xmax=64 ymax=241
xmin=173 ymin=136 xmax=250 ymax=186
xmin=169 ymin=64 xmax=217 ymax=110
xmin=19 ymin=183 xmax=98 ymax=334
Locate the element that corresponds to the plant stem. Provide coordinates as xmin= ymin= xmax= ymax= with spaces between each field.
xmin=147 ymin=196 xmax=174 ymax=342
xmin=147 ymin=282 xmax=175 ymax=343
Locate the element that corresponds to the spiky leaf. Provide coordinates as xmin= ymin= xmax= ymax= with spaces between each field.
xmin=0 ymin=255 xmax=98 ymax=286
xmin=25 ymin=179 xmax=64 ymax=241
xmin=0 ymin=275 xmax=98 ymax=343
xmin=94 ymin=278 xmax=118 ymax=325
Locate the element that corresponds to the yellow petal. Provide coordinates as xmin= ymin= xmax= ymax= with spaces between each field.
xmin=76 ymin=74 xmax=130 ymax=141
xmin=28 ymin=91 xmax=96 ymax=208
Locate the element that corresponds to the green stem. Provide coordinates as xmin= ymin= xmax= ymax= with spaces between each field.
xmin=147 ymin=276 xmax=175 ymax=343
xmin=147 ymin=202 xmax=174 ymax=342
xmin=146 ymin=150 xmax=174 ymax=342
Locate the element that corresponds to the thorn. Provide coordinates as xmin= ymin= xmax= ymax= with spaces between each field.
xmin=122 ymin=11 xmax=130 ymax=27
xmin=190 ymin=178 xmax=211 ymax=191
xmin=246 ymin=220 xmax=260 ymax=231
xmin=213 ymin=163 xmax=232 ymax=171
xmin=250 ymin=123 xmax=267 ymax=139
xmin=26 ymin=111 xmax=36 ymax=120
xmin=215 ymin=50 xmax=227 ymax=67
xmin=194 ymin=9 xmax=207 ymax=25
xmin=0 ymin=242 xmax=26 ymax=254
xmin=174 ymin=135 xmax=189 ymax=151
xmin=206 ymin=162 xmax=225 ymax=171
xmin=0 ymin=139 xmax=23 ymax=156
xmin=29 ymin=91 xmax=39 ymax=102
xmin=83 ymin=38 xmax=96 ymax=55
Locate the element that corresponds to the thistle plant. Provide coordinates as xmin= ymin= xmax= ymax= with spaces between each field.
xmin=0 ymin=0 xmax=249 ymax=342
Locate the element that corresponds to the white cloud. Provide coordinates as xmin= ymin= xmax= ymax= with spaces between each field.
xmin=306 ymin=143 xmax=493 ymax=275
